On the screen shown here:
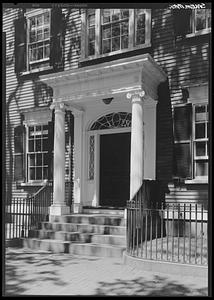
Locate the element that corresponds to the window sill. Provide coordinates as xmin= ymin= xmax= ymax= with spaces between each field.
xmin=80 ymin=43 xmax=151 ymax=64
xmin=185 ymin=178 xmax=208 ymax=184
xmin=185 ymin=28 xmax=211 ymax=38
xmin=20 ymin=180 xmax=49 ymax=187
xmin=19 ymin=65 xmax=54 ymax=77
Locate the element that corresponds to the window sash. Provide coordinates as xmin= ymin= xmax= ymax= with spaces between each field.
xmin=83 ymin=8 xmax=151 ymax=59
xmin=191 ymin=9 xmax=211 ymax=34
xmin=26 ymin=9 xmax=51 ymax=69
xmin=26 ymin=125 xmax=49 ymax=182
xmin=193 ymin=104 xmax=208 ymax=178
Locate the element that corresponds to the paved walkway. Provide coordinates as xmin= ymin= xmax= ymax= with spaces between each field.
xmin=4 ymin=247 xmax=208 ymax=296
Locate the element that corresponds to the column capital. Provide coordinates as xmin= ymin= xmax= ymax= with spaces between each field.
xmin=50 ymin=102 xmax=66 ymax=112
xmin=126 ymin=89 xmax=146 ymax=102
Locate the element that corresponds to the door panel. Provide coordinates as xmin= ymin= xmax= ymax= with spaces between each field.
xmin=100 ymin=133 xmax=130 ymax=207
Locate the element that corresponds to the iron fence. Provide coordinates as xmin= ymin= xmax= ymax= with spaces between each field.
xmin=5 ymin=182 xmax=53 ymax=240
xmin=126 ymin=187 xmax=208 ymax=265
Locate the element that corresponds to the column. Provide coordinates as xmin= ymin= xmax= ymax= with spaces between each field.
xmin=49 ymin=102 xmax=70 ymax=220
xmin=127 ymin=90 xmax=145 ymax=200
xmin=72 ymin=110 xmax=83 ymax=213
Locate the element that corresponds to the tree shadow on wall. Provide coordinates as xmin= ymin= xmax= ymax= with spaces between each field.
xmin=64 ymin=8 xmax=81 ymax=66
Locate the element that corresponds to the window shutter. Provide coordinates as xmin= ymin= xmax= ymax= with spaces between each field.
xmin=50 ymin=8 xmax=65 ymax=70
xmin=156 ymin=80 xmax=174 ymax=181
xmin=14 ymin=17 xmax=27 ymax=74
xmin=173 ymin=104 xmax=192 ymax=179
xmin=173 ymin=10 xmax=191 ymax=37
xmin=14 ymin=125 xmax=26 ymax=182
xmin=48 ymin=111 xmax=54 ymax=180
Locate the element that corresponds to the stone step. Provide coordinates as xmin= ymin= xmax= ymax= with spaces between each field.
xmin=29 ymin=229 xmax=97 ymax=243
xmin=29 ymin=229 xmax=126 ymax=246
xmin=52 ymin=214 xmax=126 ymax=226
xmin=40 ymin=222 xmax=126 ymax=235
xmin=82 ymin=208 xmax=125 ymax=216
xmin=69 ymin=243 xmax=126 ymax=258
xmin=22 ymin=238 xmax=126 ymax=257
xmin=22 ymin=238 xmax=70 ymax=253
xmin=91 ymin=234 xmax=126 ymax=246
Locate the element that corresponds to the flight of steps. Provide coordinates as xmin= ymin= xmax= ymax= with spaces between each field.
xmin=21 ymin=209 xmax=126 ymax=258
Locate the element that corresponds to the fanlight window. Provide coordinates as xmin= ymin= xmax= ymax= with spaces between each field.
xmin=90 ymin=112 xmax=131 ymax=130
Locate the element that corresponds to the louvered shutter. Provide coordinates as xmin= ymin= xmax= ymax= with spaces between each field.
xmin=173 ymin=10 xmax=191 ymax=37
xmin=156 ymin=80 xmax=174 ymax=181
xmin=173 ymin=104 xmax=192 ymax=179
xmin=14 ymin=17 xmax=27 ymax=74
xmin=48 ymin=111 xmax=54 ymax=180
xmin=50 ymin=8 xmax=65 ymax=70
xmin=14 ymin=125 xmax=26 ymax=181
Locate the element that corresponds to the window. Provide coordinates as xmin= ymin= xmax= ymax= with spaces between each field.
xmin=27 ymin=10 xmax=51 ymax=70
xmin=191 ymin=9 xmax=211 ymax=34
xmin=82 ymin=9 xmax=151 ymax=59
xmin=14 ymin=8 xmax=65 ymax=74
xmin=27 ymin=125 xmax=49 ymax=181
xmin=173 ymin=9 xmax=211 ymax=38
xmin=14 ymin=109 xmax=54 ymax=183
xmin=173 ymin=103 xmax=209 ymax=181
xmin=193 ymin=104 xmax=209 ymax=178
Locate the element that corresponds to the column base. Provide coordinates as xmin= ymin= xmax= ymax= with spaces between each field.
xmin=72 ymin=203 xmax=82 ymax=214
xmin=49 ymin=204 xmax=70 ymax=220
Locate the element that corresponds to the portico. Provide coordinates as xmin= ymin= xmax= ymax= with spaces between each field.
xmin=40 ymin=54 xmax=167 ymax=218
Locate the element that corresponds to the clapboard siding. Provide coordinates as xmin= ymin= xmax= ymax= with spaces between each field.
xmin=4 ymin=8 xmax=209 ymax=205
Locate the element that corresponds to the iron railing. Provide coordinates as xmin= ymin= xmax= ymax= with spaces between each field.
xmin=126 ymin=182 xmax=208 ymax=265
xmin=5 ymin=182 xmax=53 ymax=240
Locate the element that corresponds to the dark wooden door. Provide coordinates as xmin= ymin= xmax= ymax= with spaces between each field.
xmin=100 ymin=132 xmax=130 ymax=207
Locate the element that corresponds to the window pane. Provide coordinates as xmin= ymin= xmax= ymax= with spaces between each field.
xmin=37 ymin=29 xmax=43 ymax=41
xmin=37 ymin=153 xmax=42 ymax=165
xmin=29 ymin=140 xmax=34 ymax=152
xmin=195 ymin=105 xmax=206 ymax=113
xmin=102 ymin=39 xmax=111 ymax=54
xmin=43 ymin=167 xmax=48 ymax=180
xmin=36 ymin=167 xmax=42 ymax=180
xmin=37 ymin=15 xmax=43 ymax=27
xmin=44 ymin=44 xmax=50 ymax=58
xmin=43 ymin=138 xmax=49 ymax=151
xmin=195 ymin=123 xmax=205 ymax=139
xmin=136 ymin=30 xmax=145 ymax=45
xmin=112 ymin=37 xmax=120 ymax=51
xmin=44 ymin=153 xmax=49 ymax=165
xmin=29 ymin=154 xmax=35 ymax=166
xmin=30 ymin=168 xmax=35 ymax=180
xmin=196 ymin=161 xmax=208 ymax=176
xmin=195 ymin=141 xmax=206 ymax=156
xmin=36 ymin=139 xmax=41 ymax=152
xmin=103 ymin=9 xmax=111 ymax=24
xmin=30 ymin=17 xmax=36 ymax=28
xmin=121 ymin=22 xmax=128 ymax=35
xmin=112 ymin=9 xmax=120 ymax=22
xmin=44 ymin=27 xmax=50 ymax=39
xmin=38 ymin=47 xmax=43 ymax=60
xmin=196 ymin=9 xmax=206 ymax=31
xmin=89 ymin=28 xmax=95 ymax=42
xmin=88 ymin=14 xmax=95 ymax=27
xmin=112 ymin=23 xmax=120 ymax=37
xmin=88 ymin=42 xmax=95 ymax=56
xmin=30 ymin=31 xmax=36 ymax=43
xmin=102 ymin=26 xmax=111 ymax=39
xmin=121 ymin=9 xmax=129 ymax=19
xmin=121 ymin=35 xmax=128 ymax=49
xmin=44 ymin=11 xmax=50 ymax=24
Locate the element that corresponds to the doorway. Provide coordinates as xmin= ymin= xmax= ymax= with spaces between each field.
xmin=99 ymin=132 xmax=131 ymax=207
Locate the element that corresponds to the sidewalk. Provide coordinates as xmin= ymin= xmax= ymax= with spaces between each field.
xmin=4 ymin=247 xmax=208 ymax=296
